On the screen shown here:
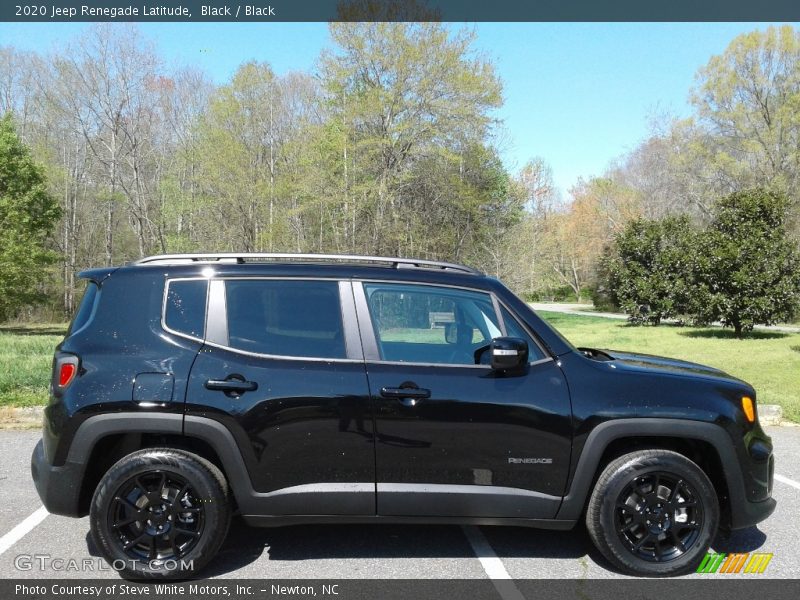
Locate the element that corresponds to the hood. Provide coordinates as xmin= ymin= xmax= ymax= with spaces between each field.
xmin=593 ymin=348 xmax=749 ymax=387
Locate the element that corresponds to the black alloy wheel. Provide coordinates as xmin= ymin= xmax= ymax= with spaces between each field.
xmin=615 ymin=471 xmax=703 ymax=562
xmin=90 ymin=448 xmax=231 ymax=579
xmin=586 ymin=449 xmax=719 ymax=576
xmin=109 ymin=470 xmax=204 ymax=563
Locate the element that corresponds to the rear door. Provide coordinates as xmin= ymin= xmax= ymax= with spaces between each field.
xmin=354 ymin=281 xmax=572 ymax=519
xmin=184 ymin=277 xmax=375 ymax=516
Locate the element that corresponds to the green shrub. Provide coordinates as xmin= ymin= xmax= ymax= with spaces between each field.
xmin=589 ymin=282 xmax=618 ymax=313
xmin=691 ymin=190 xmax=800 ymax=337
xmin=520 ymin=291 xmax=543 ymax=303
xmin=601 ymin=215 xmax=697 ymax=325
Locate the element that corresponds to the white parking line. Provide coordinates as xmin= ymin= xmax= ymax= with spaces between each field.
xmin=462 ymin=525 xmax=526 ymax=600
xmin=775 ymin=473 xmax=800 ymax=491
xmin=0 ymin=506 xmax=48 ymax=556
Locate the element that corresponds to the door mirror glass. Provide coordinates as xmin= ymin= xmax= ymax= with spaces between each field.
xmin=490 ymin=337 xmax=529 ymax=372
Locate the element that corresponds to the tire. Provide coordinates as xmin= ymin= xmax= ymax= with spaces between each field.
xmin=586 ymin=449 xmax=719 ymax=577
xmin=90 ymin=448 xmax=231 ymax=579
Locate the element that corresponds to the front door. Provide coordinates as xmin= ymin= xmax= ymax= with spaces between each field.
xmin=354 ymin=281 xmax=572 ymax=519
xmin=185 ymin=277 xmax=375 ymax=516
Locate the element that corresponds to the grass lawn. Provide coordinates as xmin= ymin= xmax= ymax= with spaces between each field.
xmin=0 ymin=324 xmax=66 ymax=408
xmin=1 ymin=316 xmax=799 ymax=423
xmin=537 ymin=311 xmax=800 ymax=422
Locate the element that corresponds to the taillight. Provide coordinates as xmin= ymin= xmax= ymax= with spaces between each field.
xmin=54 ymin=353 xmax=80 ymax=390
xmin=59 ymin=363 xmax=77 ymax=387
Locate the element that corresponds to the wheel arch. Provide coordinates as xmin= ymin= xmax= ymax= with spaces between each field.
xmin=68 ymin=413 xmax=254 ymax=516
xmin=556 ymin=418 xmax=740 ymax=527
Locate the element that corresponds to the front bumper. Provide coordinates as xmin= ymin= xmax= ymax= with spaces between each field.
xmin=31 ymin=438 xmax=85 ymax=517
xmin=729 ymin=433 xmax=776 ymax=529
xmin=730 ymin=496 xmax=776 ymax=530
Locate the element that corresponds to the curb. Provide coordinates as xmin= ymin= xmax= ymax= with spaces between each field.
xmin=0 ymin=406 xmax=44 ymax=429
xmin=759 ymin=404 xmax=783 ymax=426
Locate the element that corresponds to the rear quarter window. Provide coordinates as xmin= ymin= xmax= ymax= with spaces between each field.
xmin=164 ymin=280 xmax=208 ymax=339
xmin=67 ymin=281 xmax=99 ymax=336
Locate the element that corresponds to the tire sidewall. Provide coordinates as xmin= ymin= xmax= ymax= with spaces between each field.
xmin=90 ymin=449 xmax=229 ymax=579
xmin=596 ymin=453 xmax=719 ymax=576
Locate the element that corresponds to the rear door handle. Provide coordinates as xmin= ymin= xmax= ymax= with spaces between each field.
xmin=205 ymin=375 xmax=258 ymax=397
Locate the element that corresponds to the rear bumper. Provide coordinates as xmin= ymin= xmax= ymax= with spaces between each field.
xmin=31 ymin=439 xmax=84 ymax=517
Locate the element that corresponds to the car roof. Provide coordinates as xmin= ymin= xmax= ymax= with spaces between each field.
xmin=79 ymin=253 xmax=491 ymax=288
xmin=131 ymin=253 xmax=482 ymax=275
xmin=77 ymin=253 xmax=576 ymax=357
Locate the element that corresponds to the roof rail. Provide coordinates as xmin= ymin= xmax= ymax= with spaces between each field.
xmin=131 ymin=253 xmax=482 ymax=275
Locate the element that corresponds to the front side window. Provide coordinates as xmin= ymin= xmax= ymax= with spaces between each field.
xmin=363 ymin=283 xmax=501 ymax=365
xmin=500 ymin=306 xmax=546 ymax=361
xmin=225 ymin=280 xmax=346 ymax=359
xmin=164 ymin=280 xmax=208 ymax=339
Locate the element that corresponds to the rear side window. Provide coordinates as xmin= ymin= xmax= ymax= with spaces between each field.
xmin=164 ymin=280 xmax=208 ymax=339
xmin=225 ymin=280 xmax=345 ymax=359
xmin=68 ymin=281 xmax=99 ymax=335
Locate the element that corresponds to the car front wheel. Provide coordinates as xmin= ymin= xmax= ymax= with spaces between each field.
xmin=90 ymin=448 xmax=231 ymax=579
xmin=586 ymin=449 xmax=719 ymax=576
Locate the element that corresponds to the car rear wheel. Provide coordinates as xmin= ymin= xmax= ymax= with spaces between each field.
xmin=586 ymin=449 xmax=718 ymax=576
xmin=90 ymin=448 xmax=231 ymax=579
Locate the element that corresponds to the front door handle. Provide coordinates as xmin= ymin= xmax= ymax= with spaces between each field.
xmin=380 ymin=387 xmax=431 ymax=399
xmin=380 ymin=384 xmax=431 ymax=407
xmin=205 ymin=374 xmax=258 ymax=397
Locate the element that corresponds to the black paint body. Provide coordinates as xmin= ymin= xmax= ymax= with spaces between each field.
xmin=32 ymin=260 xmax=775 ymax=530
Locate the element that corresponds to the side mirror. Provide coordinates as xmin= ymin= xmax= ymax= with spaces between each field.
xmin=444 ymin=322 xmax=457 ymax=344
xmin=490 ymin=337 xmax=528 ymax=372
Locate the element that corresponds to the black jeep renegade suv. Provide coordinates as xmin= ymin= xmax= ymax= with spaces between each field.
xmin=31 ymin=253 xmax=775 ymax=578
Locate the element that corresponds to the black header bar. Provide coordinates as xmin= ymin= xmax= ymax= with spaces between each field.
xmin=5 ymin=579 xmax=800 ymax=600
xmin=3 ymin=1 xmax=800 ymax=22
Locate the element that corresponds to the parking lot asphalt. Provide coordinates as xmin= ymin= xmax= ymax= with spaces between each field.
xmin=1 ymin=427 xmax=799 ymax=581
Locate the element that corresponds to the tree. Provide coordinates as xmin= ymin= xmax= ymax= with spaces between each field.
xmin=503 ymin=159 xmax=558 ymax=296
xmin=157 ymin=67 xmax=214 ymax=253
xmin=691 ymin=189 xmax=800 ymax=337
xmin=544 ymin=177 xmax=639 ymax=302
xmin=192 ymin=63 xmax=322 ymax=253
xmin=320 ymin=22 xmax=502 ymax=256
xmin=691 ymin=25 xmax=800 ymax=225
xmin=0 ymin=114 xmax=61 ymax=320
xmin=0 ymin=47 xmax=46 ymax=140
xmin=602 ymin=26 xmax=800 ymax=232
xmin=0 ymin=24 xmax=520 ymax=319
xmin=602 ymin=216 xmax=698 ymax=325
xmin=194 ymin=62 xmax=281 ymax=252
xmin=611 ymin=122 xmax=714 ymax=221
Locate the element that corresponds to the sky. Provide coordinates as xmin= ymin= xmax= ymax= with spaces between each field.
xmin=0 ymin=21 xmax=794 ymax=194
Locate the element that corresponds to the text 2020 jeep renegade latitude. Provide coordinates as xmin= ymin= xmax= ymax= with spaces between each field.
xmin=31 ymin=253 xmax=775 ymax=578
